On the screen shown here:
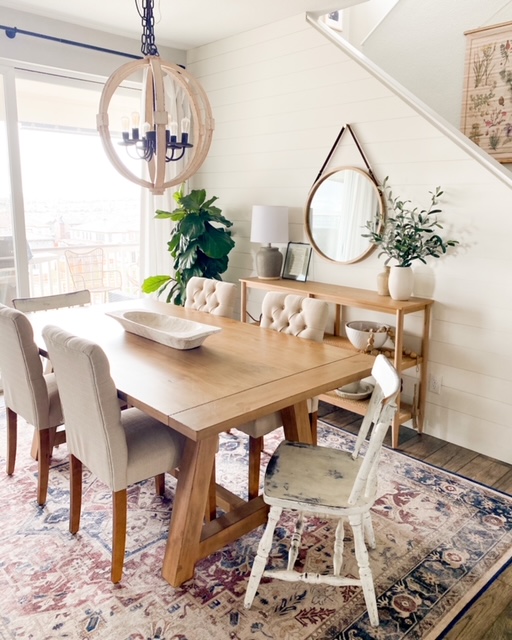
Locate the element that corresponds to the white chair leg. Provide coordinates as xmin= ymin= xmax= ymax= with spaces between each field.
xmin=333 ymin=517 xmax=345 ymax=575
xmin=363 ymin=512 xmax=376 ymax=549
xmin=244 ymin=505 xmax=282 ymax=609
xmin=287 ymin=511 xmax=304 ymax=571
xmin=350 ymin=514 xmax=379 ymax=627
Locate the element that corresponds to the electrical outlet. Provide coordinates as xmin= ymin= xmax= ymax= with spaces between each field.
xmin=428 ymin=374 xmax=442 ymax=395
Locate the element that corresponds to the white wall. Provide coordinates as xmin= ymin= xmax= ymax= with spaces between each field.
xmin=187 ymin=13 xmax=512 ymax=464
xmin=361 ymin=0 xmax=512 ymax=131
xmin=343 ymin=0 xmax=398 ymax=48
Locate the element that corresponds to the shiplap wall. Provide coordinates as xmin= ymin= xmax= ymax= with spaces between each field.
xmin=187 ymin=14 xmax=512 ymax=463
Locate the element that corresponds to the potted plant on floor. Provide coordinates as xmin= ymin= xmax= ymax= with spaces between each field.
xmin=142 ymin=187 xmax=235 ymax=305
xmin=362 ymin=178 xmax=459 ymax=300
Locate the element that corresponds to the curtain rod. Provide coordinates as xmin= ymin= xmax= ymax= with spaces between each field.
xmin=0 ymin=24 xmax=141 ymax=60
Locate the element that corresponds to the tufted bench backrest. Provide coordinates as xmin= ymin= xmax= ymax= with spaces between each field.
xmin=260 ymin=292 xmax=329 ymax=342
xmin=184 ymin=276 xmax=236 ymax=318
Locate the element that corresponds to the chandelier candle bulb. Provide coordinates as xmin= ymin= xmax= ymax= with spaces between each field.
xmin=120 ymin=116 xmax=130 ymax=135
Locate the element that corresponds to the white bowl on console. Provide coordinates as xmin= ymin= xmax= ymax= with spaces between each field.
xmin=345 ymin=321 xmax=389 ymax=351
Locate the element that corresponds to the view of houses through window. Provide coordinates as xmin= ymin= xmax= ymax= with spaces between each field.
xmin=0 ymin=70 xmax=142 ymax=304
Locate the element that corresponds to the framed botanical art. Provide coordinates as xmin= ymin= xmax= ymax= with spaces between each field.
xmin=461 ymin=21 xmax=512 ymax=162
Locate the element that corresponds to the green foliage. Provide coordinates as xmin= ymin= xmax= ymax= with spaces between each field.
xmin=362 ymin=177 xmax=458 ymax=268
xmin=142 ymin=187 xmax=235 ymax=305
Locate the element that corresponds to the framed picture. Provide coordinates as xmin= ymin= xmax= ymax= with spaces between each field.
xmin=461 ymin=21 xmax=512 ymax=162
xmin=282 ymin=242 xmax=313 ymax=282
xmin=323 ymin=10 xmax=343 ymax=32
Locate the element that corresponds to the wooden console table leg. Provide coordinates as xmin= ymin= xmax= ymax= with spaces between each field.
xmin=392 ymin=309 xmax=405 ymax=449
xmin=417 ymin=305 xmax=432 ymax=434
xmin=240 ymin=281 xmax=247 ymax=322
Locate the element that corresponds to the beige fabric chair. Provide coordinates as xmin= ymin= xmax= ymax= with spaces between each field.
xmin=65 ymin=248 xmax=121 ymax=302
xmin=184 ymin=276 xmax=236 ymax=318
xmin=237 ymin=292 xmax=329 ymax=499
xmin=13 ymin=290 xmax=91 ymax=313
xmin=184 ymin=276 xmax=236 ymax=519
xmin=244 ymin=355 xmax=400 ymax=628
xmin=42 ymin=324 xmax=186 ymax=583
xmin=0 ymin=304 xmax=64 ymax=505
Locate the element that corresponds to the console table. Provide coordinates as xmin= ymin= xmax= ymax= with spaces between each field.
xmin=240 ymin=277 xmax=434 ymax=448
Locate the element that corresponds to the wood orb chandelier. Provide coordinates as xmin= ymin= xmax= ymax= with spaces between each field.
xmin=97 ymin=0 xmax=214 ymax=195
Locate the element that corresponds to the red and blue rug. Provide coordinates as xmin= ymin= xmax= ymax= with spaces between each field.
xmin=0 ymin=407 xmax=511 ymax=639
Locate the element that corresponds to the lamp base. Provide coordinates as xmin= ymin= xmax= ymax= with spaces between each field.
xmin=255 ymin=246 xmax=283 ymax=279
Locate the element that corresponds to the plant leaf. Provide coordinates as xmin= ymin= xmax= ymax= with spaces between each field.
xmin=141 ymin=275 xmax=172 ymax=293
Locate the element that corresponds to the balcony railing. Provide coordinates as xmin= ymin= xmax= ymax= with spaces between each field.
xmin=25 ymin=243 xmax=142 ymax=301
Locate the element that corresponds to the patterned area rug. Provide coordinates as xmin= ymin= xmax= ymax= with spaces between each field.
xmin=0 ymin=406 xmax=511 ymax=640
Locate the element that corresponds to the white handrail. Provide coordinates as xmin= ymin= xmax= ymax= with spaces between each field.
xmin=305 ymin=12 xmax=512 ymax=190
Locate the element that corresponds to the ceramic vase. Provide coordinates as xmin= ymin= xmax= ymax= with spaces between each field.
xmin=376 ymin=266 xmax=390 ymax=296
xmin=388 ymin=266 xmax=413 ymax=300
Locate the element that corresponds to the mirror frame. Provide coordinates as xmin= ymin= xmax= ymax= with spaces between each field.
xmin=305 ymin=166 xmax=384 ymax=265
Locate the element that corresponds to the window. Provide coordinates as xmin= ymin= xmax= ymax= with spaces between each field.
xmin=0 ymin=70 xmax=143 ymax=301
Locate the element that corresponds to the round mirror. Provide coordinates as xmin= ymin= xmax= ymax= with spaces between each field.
xmin=305 ymin=166 xmax=383 ymax=264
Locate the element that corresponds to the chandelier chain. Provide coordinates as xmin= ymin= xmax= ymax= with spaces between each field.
xmin=136 ymin=0 xmax=159 ymax=57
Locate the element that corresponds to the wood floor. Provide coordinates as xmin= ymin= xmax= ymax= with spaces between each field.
xmin=319 ymin=402 xmax=512 ymax=640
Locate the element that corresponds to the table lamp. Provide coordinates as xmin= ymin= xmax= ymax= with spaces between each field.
xmin=250 ymin=205 xmax=289 ymax=279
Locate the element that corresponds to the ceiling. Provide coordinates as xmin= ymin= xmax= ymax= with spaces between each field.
xmin=0 ymin=0 xmax=355 ymax=50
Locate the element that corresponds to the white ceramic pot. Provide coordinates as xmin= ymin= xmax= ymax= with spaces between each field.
xmin=388 ymin=266 xmax=413 ymax=300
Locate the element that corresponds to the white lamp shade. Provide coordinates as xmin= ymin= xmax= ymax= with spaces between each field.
xmin=250 ymin=205 xmax=289 ymax=244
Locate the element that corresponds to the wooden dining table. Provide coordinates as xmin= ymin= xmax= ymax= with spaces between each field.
xmin=30 ymin=297 xmax=374 ymax=587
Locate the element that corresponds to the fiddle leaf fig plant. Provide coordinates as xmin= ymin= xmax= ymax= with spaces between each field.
xmin=142 ymin=187 xmax=235 ymax=306
xmin=362 ymin=177 xmax=458 ymax=267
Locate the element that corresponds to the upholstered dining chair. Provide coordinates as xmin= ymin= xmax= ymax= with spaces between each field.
xmin=184 ymin=276 xmax=236 ymax=318
xmin=42 ymin=324 xmax=186 ymax=583
xmin=237 ymin=292 xmax=329 ymax=499
xmin=0 ymin=304 xmax=64 ymax=506
xmin=183 ymin=276 xmax=236 ymax=519
xmin=244 ymin=355 xmax=400 ymax=627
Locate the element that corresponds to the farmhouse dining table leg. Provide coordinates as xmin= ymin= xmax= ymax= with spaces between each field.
xmin=281 ymin=399 xmax=314 ymax=445
xmin=162 ymin=435 xmax=218 ymax=586
xmin=161 ymin=400 xmax=313 ymax=587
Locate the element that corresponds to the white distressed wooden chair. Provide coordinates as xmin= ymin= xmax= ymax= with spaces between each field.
xmin=244 ymin=354 xmax=400 ymax=628
xmin=184 ymin=276 xmax=236 ymax=318
xmin=42 ymin=324 xmax=186 ymax=583
xmin=237 ymin=292 xmax=329 ymax=499
xmin=13 ymin=289 xmax=91 ymax=313
xmin=0 ymin=304 xmax=64 ymax=505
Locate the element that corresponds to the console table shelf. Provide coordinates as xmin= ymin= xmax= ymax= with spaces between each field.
xmin=240 ymin=277 xmax=434 ymax=448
